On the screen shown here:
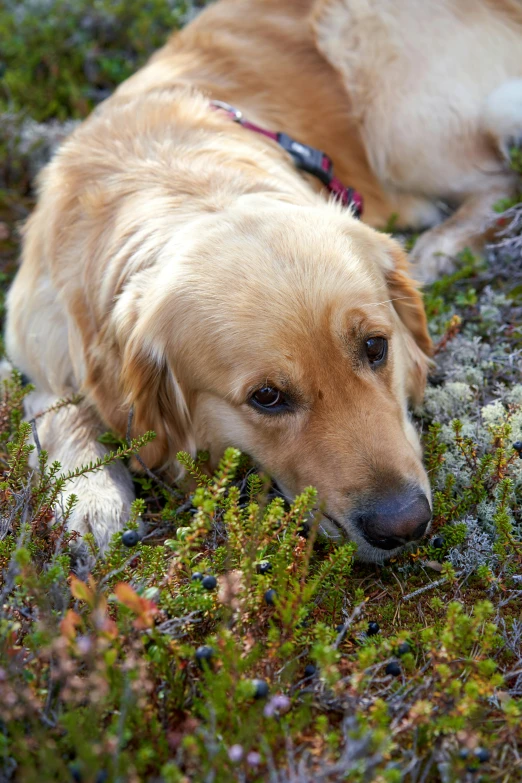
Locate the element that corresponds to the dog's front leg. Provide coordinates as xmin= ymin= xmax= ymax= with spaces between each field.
xmin=26 ymin=390 xmax=135 ymax=554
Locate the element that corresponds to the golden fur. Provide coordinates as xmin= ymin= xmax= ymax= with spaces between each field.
xmin=6 ymin=0 xmax=521 ymax=555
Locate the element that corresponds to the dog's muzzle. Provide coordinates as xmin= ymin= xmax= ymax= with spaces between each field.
xmin=352 ymin=488 xmax=432 ymax=550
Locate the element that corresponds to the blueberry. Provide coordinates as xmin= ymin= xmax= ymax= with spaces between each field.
xmin=385 ymin=661 xmax=401 ymax=677
xmin=191 ymin=571 xmax=204 ymax=581
xmin=367 ymin=621 xmax=380 ymax=636
xmin=397 ymin=642 xmax=411 ymax=656
xmin=256 ymin=561 xmax=272 ymax=575
xmin=252 ymin=678 xmax=270 ymax=699
xmin=195 ymin=645 xmax=214 ymax=666
xmin=202 ymin=575 xmax=217 ymax=590
xmin=459 ymin=749 xmax=469 ymax=760
xmin=432 ymin=536 xmax=444 ymax=549
xmin=304 ymin=664 xmax=316 ymax=678
xmin=264 ymin=588 xmax=277 ymax=606
xmin=512 ymin=441 xmax=522 ymax=453
xmin=298 ymin=523 xmax=310 ymax=539
xmin=335 ymin=624 xmax=347 ymax=638
xmin=122 ymin=529 xmax=140 ymax=547
xmin=69 ymin=764 xmax=82 ymax=782
xmin=474 ymin=748 xmax=490 ymax=764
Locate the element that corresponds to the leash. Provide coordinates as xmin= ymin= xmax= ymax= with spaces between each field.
xmin=210 ymin=100 xmax=363 ymax=218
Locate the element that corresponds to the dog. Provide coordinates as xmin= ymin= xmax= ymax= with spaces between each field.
xmin=10 ymin=0 xmax=519 ymax=558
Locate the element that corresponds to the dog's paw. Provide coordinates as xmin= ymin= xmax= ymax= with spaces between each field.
xmin=482 ymin=79 xmax=522 ymax=162
xmin=60 ymin=462 xmax=135 ymax=554
xmin=408 ymin=229 xmax=466 ymax=284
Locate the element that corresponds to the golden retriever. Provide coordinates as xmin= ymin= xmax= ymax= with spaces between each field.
xmin=8 ymin=0 xmax=520 ymax=558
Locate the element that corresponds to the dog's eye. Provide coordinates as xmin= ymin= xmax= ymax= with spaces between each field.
xmin=250 ymin=386 xmax=289 ymax=413
xmin=365 ymin=336 xmax=388 ymax=366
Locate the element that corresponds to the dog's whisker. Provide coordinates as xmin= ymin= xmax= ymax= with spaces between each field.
xmin=359 ymin=295 xmax=417 ymax=308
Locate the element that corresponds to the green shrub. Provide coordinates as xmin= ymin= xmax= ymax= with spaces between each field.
xmin=0 ymin=0 xmax=192 ymax=121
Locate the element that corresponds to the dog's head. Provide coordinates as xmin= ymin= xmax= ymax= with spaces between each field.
xmin=119 ymin=200 xmax=433 ymax=561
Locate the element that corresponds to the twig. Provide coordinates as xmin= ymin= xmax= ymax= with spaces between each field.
xmin=402 ymin=572 xmax=463 ymax=602
xmin=333 ymin=602 xmax=365 ymax=649
xmin=30 ymin=418 xmax=42 ymax=456
xmin=504 ymin=667 xmax=522 ymax=680
xmin=30 ymin=393 xmax=83 ymax=422
xmin=125 ymin=407 xmax=180 ymax=499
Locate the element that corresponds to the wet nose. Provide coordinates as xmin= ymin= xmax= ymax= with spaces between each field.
xmin=355 ymin=490 xmax=431 ymax=550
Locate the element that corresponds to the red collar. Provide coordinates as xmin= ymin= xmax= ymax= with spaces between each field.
xmin=210 ymin=100 xmax=363 ymax=218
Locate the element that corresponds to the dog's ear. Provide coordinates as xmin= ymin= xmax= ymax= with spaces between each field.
xmin=120 ymin=327 xmax=195 ymax=472
xmin=382 ymin=239 xmax=433 ymax=404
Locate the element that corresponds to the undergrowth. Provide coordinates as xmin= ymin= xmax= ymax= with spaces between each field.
xmin=0 ymin=0 xmax=194 ymax=121
xmin=0 ymin=361 xmax=521 ymax=781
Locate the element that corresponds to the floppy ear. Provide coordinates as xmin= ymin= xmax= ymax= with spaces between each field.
xmin=120 ymin=331 xmax=195 ymax=472
xmin=383 ymin=240 xmax=433 ymax=405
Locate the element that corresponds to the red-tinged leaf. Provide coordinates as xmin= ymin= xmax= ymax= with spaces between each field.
xmin=132 ymin=606 xmax=158 ymax=630
xmin=100 ymin=615 xmax=118 ymax=640
xmin=70 ymin=574 xmax=95 ymax=607
xmin=96 ymin=593 xmax=108 ymax=614
xmin=60 ymin=609 xmax=82 ymax=641
xmin=114 ymin=582 xmax=143 ymax=614
xmin=114 ymin=582 xmax=158 ymax=629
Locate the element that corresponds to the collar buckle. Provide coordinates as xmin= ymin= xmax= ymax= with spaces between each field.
xmin=276 ymin=133 xmax=332 ymax=187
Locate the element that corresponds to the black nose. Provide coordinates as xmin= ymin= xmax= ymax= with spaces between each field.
xmin=355 ymin=490 xmax=431 ymax=550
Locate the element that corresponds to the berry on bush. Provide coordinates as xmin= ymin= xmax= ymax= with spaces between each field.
xmin=69 ymin=764 xmax=82 ymax=782
xmin=195 ymin=646 xmax=214 ymax=666
xmin=122 ymin=529 xmax=140 ymax=547
xmin=474 ymin=748 xmax=490 ymax=763
xmin=304 ymin=664 xmax=316 ymax=678
xmin=367 ymin=621 xmax=380 ymax=636
xmin=256 ymin=561 xmax=272 ymax=575
xmin=432 ymin=536 xmax=445 ymax=549
xmin=191 ymin=572 xmax=204 ymax=581
xmin=252 ymin=679 xmax=269 ymax=699
xmin=202 ymin=575 xmax=217 ymax=590
xmin=264 ymin=589 xmax=277 ymax=606
xmin=397 ymin=642 xmax=411 ymax=656
xmin=385 ymin=661 xmax=401 ymax=677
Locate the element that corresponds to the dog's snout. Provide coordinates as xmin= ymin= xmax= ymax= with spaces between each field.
xmin=356 ymin=490 xmax=431 ymax=550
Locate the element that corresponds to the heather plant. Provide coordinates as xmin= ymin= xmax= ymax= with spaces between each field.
xmin=0 ymin=357 xmax=521 ymax=780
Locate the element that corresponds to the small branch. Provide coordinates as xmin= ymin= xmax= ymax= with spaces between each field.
xmin=31 ymin=393 xmax=83 ymax=422
xmin=125 ymin=406 xmax=181 ymax=500
xmin=401 ymin=572 xmax=463 ymax=602
xmin=333 ymin=602 xmax=366 ymax=649
xmin=60 ymin=433 xmax=154 ymax=483
xmin=504 ymin=667 xmax=522 ymax=680
xmin=30 ymin=418 xmax=42 ymax=456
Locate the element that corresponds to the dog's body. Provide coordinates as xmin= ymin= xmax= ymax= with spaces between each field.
xmin=5 ymin=0 xmax=522 ymax=556
xmin=122 ymin=0 xmax=522 ymax=278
